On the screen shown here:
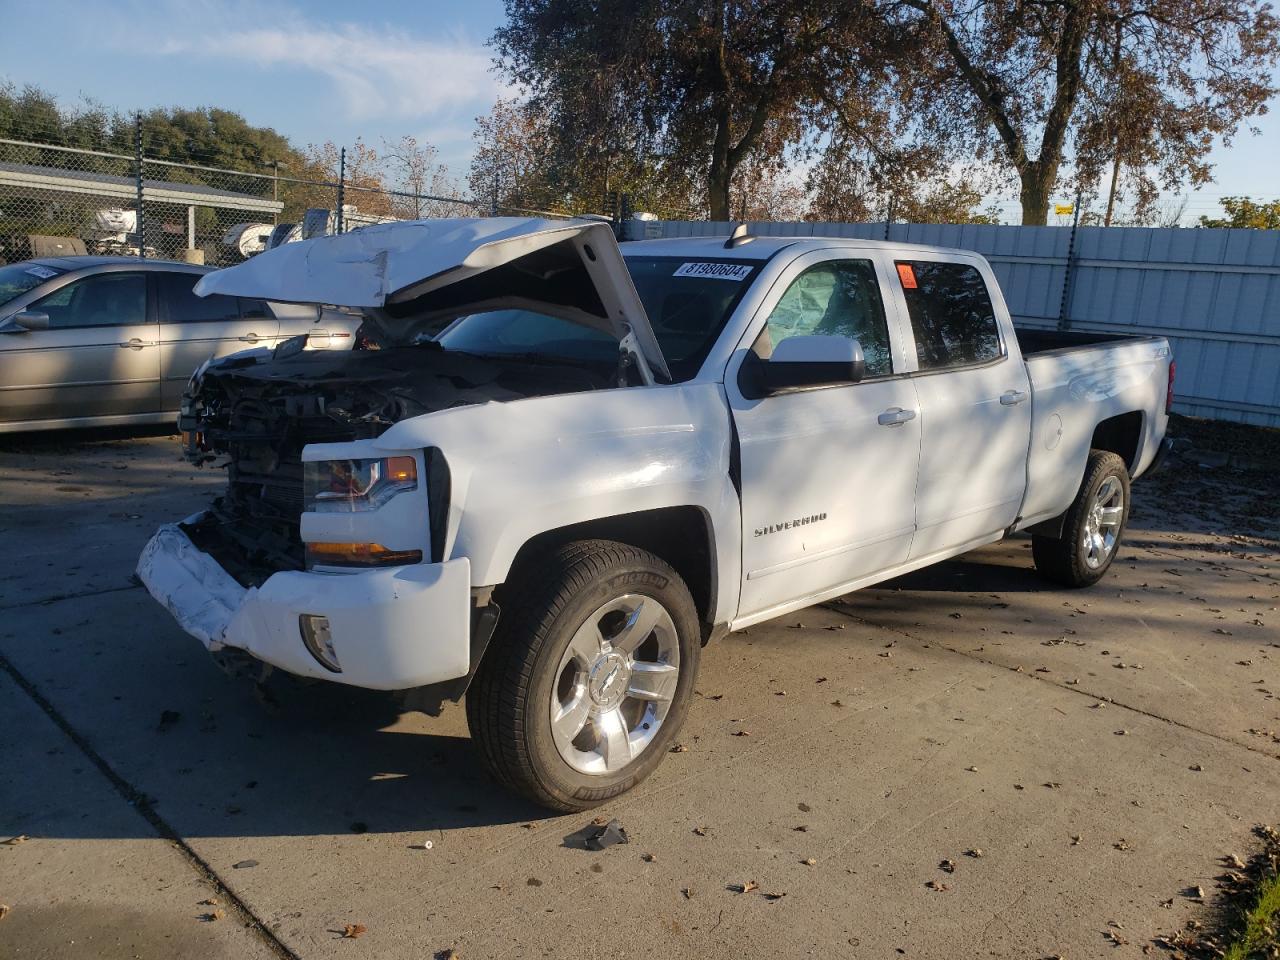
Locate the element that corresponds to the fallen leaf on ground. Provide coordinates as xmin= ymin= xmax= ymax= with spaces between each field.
xmin=0 ymin=904 xmax=9 ymax=921
xmin=732 ymin=730 xmax=751 ymax=737
xmin=202 ymin=909 xmax=225 ymax=922
xmin=1114 ymin=839 xmax=1131 ymax=851
xmin=1071 ymin=835 xmax=1082 ymax=846
xmin=798 ymin=802 xmax=812 ymax=813
xmin=830 ymin=700 xmax=844 ymax=708
xmin=681 ymin=887 xmax=694 ymax=899
xmin=693 ymin=826 xmax=709 ymax=837
xmin=641 ymin=852 xmax=656 ymax=863
xmin=1114 ymin=729 xmax=1128 ymax=736
xmin=1043 ymin=782 xmax=1062 ymax=789
xmin=670 ymin=743 xmax=688 ymax=753
xmin=925 ymin=880 xmax=950 ymax=891
xmin=232 ymin=860 xmax=258 ymax=869
xmin=762 ymin=891 xmax=786 ymax=902
xmin=1224 ymin=853 xmax=1246 ymax=869
xmin=199 ymin=898 xmax=220 ymax=906
xmin=964 ymin=765 xmax=979 ymax=773
xmin=802 ymin=857 xmax=816 ymax=866
xmin=733 ymin=880 xmax=760 ymax=894
xmin=965 ymin=848 xmax=984 ymax=858
xmin=342 ymin=924 xmax=367 ymax=939
xmin=940 ymin=859 xmax=956 ymax=872
xmin=1189 ymin=763 xmax=1203 ymax=771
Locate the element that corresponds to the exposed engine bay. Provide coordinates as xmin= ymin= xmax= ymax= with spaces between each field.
xmin=180 ymin=339 xmax=618 ymax=586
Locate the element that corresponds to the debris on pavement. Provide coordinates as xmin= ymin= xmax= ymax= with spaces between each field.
xmin=232 ymin=859 xmax=258 ymax=869
xmin=939 ymin=859 xmax=956 ymax=873
xmin=201 ymin=908 xmax=225 ymax=922
xmin=925 ymin=880 xmax=950 ymax=891
xmin=670 ymin=743 xmax=689 ymax=753
xmin=0 ymin=904 xmax=10 ymax=921
xmin=693 ymin=826 xmax=709 ymax=837
xmin=731 ymin=880 xmax=760 ymax=894
xmin=342 ymin=923 xmax=368 ymax=939
xmin=584 ymin=818 xmax=629 ymax=850
xmin=641 ymin=852 xmax=656 ymax=862
xmin=965 ymin=848 xmax=984 ymax=858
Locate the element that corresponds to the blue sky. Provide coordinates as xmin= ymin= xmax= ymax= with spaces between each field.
xmin=2 ymin=0 xmax=1276 ymax=223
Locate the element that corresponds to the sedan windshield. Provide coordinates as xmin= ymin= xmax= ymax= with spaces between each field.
xmin=436 ymin=256 xmax=764 ymax=381
xmin=0 ymin=262 xmax=65 ymax=310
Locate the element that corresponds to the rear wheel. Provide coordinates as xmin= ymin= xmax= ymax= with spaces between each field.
xmin=466 ymin=540 xmax=700 ymax=811
xmin=1032 ymin=450 xmax=1130 ymax=587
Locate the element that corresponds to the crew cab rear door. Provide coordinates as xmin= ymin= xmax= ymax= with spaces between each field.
xmin=193 ymin=217 xmax=670 ymax=382
xmin=885 ymin=254 xmax=1032 ymax=559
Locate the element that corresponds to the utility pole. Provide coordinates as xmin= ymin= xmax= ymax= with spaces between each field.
xmin=134 ymin=112 xmax=145 ymax=260
xmin=335 ymin=147 xmax=346 ymax=235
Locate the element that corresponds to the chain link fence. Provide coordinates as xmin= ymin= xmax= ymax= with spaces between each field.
xmin=0 ymin=128 xmax=498 ymax=269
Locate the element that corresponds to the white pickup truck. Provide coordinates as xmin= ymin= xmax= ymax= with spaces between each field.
xmin=139 ymin=218 xmax=1174 ymax=810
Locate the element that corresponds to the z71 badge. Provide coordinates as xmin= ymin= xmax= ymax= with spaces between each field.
xmin=754 ymin=513 xmax=827 ymax=538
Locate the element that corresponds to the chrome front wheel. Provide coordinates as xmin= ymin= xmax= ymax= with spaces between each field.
xmin=550 ymin=594 xmax=681 ymax=775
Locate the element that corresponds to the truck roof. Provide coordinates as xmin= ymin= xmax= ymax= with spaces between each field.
xmin=620 ymin=234 xmax=978 ymax=260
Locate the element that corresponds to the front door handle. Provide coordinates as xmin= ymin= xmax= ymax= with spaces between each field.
xmin=238 ymin=333 xmax=261 ymax=343
xmin=118 ymin=338 xmax=156 ymax=350
xmin=1000 ymin=389 xmax=1028 ymax=406
xmin=878 ymin=407 xmax=917 ymax=427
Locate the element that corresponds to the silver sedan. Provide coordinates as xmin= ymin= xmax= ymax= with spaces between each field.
xmin=0 ymin=256 xmax=360 ymax=433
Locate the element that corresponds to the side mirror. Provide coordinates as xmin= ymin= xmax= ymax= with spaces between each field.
xmin=741 ymin=335 xmax=865 ymax=398
xmin=2 ymin=310 xmax=50 ymax=332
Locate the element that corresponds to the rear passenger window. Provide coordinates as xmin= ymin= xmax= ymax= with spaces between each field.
xmin=756 ymin=259 xmax=892 ymax=377
xmin=897 ymin=261 xmax=1002 ymax=370
xmin=158 ymin=272 xmax=239 ymax=323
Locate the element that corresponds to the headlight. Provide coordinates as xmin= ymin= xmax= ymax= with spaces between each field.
xmin=304 ymin=456 xmax=417 ymax=513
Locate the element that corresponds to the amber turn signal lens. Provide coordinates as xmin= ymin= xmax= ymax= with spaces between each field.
xmin=305 ymin=542 xmax=423 ymax=568
xmin=386 ymin=456 xmax=417 ymax=484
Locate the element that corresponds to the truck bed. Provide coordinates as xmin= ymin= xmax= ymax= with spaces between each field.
xmin=1014 ymin=327 xmax=1172 ymax=530
xmin=1014 ymin=327 xmax=1160 ymax=357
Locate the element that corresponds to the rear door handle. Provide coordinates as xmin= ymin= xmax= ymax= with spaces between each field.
xmin=878 ymin=407 xmax=917 ymax=427
xmin=238 ymin=333 xmax=261 ymax=343
xmin=1000 ymin=389 xmax=1028 ymax=406
xmin=118 ymin=338 xmax=156 ymax=350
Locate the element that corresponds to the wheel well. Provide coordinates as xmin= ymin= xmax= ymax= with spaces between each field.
xmin=506 ymin=507 xmax=716 ymax=631
xmin=1090 ymin=411 xmax=1143 ymax=472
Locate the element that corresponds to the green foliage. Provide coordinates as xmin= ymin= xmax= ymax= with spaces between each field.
xmin=1198 ymin=197 xmax=1280 ymax=230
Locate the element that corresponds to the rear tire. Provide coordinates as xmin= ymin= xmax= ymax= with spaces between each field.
xmin=466 ymin=539 xmax=700 ymax=812
xmin=1032 ymin=450 xmax=1131 ymax=588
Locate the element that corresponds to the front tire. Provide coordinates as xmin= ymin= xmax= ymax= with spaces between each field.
xmin=1032 ymin=450 xmax=1131 ymax=587
xmin=466 ymin=540 xmax=701 ymax=812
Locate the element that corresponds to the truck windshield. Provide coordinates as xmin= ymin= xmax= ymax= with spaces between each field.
xmin=436 ymin=256 xmax=765 ymax=381
xmin=0 ymin=262 xmax=65 ymax=309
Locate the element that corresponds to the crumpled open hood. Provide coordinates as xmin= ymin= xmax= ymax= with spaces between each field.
xmin=195 ymin=217 xmax=670 ymax=381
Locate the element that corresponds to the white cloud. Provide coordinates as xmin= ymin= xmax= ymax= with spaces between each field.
xmin=143 ymin=2 xmax=510 ymax=122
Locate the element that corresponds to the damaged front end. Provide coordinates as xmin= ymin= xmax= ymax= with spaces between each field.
xmin=177 ymin=342 xmax=610 ymax=587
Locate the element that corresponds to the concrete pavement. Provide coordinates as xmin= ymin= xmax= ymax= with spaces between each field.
xmin=0 ymin=430 xmax=1276 ymax=959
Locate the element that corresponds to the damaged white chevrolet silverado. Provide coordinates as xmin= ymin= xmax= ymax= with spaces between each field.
xmin=139 ymin=217 xmax=1174 ymax=810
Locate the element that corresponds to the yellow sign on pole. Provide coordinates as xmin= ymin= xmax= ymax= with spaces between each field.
xmin=1054 ymin=203 xmax=1075 ymax=216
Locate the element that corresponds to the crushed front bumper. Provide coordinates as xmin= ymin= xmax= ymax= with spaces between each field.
xmin=137 ymin=513 xmax=471 ymax=690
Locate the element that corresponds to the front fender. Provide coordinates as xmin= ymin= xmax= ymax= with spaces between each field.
xmin=373 ymin=382 xmax=741 ymax=622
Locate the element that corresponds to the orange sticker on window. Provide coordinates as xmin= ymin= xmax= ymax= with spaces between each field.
xmin=896 ymin=263 xmax=918 ymax=289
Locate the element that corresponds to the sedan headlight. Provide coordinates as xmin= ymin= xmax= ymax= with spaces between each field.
xmin=304 ymin=456 xmax=417 ymax=513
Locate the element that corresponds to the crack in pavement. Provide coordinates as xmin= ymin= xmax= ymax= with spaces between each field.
xmin=0 ymin=649 xmax=300 ymax=960
xmin=822 ymin=600 xmax=1280 ymax=765
xmin=0 ymin=581 xmax=142 ymax=612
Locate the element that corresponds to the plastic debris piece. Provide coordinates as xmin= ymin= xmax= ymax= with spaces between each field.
xmin=584 ymin=818 xmax=629 ymax=850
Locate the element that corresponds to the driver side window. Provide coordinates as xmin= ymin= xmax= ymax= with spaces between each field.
xmin=32 ymin=272 xmax=146 ymax=329
xmin=754 ymin=259 xmax=892 ymax=377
